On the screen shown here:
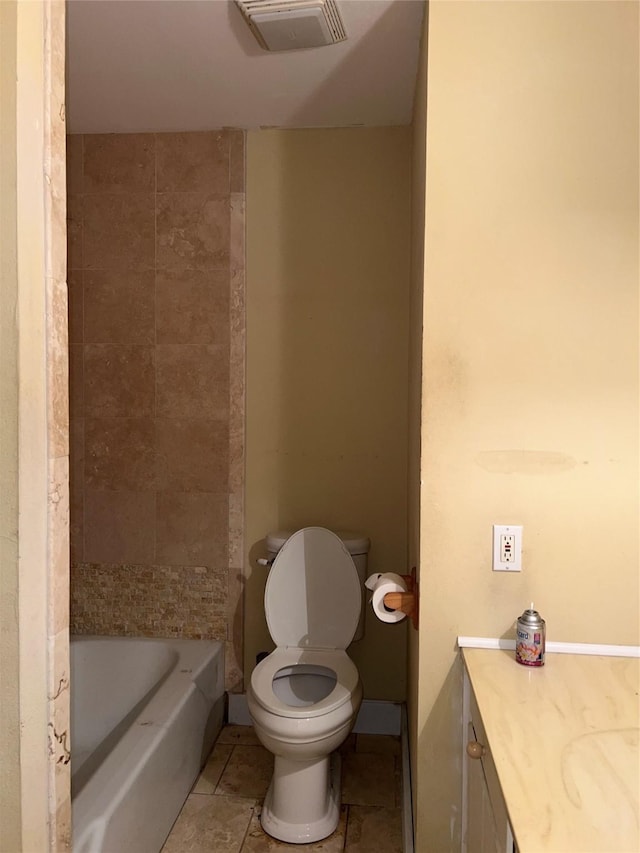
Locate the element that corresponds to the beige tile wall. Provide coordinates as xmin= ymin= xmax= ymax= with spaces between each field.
xmin=68 ymin=130 xmax=245 ymax=691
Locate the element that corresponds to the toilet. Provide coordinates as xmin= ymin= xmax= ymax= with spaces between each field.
xmin=247 ymin=527 xmax=364 ymax=844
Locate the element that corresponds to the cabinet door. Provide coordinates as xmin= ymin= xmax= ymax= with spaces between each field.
xmin=466 ymin=721 xmax=503 ymax=853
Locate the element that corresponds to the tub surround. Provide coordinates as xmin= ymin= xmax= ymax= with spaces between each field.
xmin=463 ymin=648 xmax=640 ymax=852
xmin=67 ymin=131 xmax=246 ymax=691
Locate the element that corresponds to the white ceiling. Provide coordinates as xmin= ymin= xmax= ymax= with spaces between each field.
xmin=66 ymin=0 xmax=425 ymax=133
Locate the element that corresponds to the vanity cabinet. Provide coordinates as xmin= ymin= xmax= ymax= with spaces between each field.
xmin=461 ymin=646 xmax=639 ymax=853
xmin=463 ymin=672 xmax=516 ymax=853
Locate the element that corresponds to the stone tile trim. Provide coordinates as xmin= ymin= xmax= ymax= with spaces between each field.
xmin=70 ymin=562 xmax=229 ymax=641
xmin=228 ymin=188 xmax=246 ymax=694
xmin=46 ymin=0 xmax=71 ymax=848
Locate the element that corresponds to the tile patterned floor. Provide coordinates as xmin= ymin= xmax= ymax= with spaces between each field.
xmin=162 ymin=725 xmax=404 ymax=852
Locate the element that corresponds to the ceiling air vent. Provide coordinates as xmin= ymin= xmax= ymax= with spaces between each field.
xmin=234 ymin=0 xmax=347 ymax=52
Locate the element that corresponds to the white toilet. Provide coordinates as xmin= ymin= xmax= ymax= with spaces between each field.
xmin=247 ymin=527 xmax=364 ymax=844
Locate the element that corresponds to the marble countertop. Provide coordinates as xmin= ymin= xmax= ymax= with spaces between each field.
xmin=463 ymin=648 xmax=640 ymax=853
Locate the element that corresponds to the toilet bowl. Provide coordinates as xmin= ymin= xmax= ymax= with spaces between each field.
xmin=247 ymin=527 xmax=363 ymax=844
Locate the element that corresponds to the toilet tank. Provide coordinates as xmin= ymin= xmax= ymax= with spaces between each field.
xmin=265 ymin=529 xmax=370 ymax=642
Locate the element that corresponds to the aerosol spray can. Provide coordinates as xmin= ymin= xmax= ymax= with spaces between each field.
xmin=516 ymin=603 xmax=545 ymax=667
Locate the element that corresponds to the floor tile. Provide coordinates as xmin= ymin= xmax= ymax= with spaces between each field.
xmin=217 ymin=724 xmax=262 ymax=747
xmin=355 ymin=734 xmax=400 ymax=757
xmin=341 ymin=752 xmax=397 ymax=807
xmin=216 ymin=744 xmax=273 ymax=799
xmin=393 ymin=756 xmax=403 ymax=809
xmin=193 ymin=743 xmax=234 ymax=794
xmin=241 ymin=805 xmax=348 ymax=852
xmin=340 ymin=732 xmax=357 ymax=755
xmin=344 ymin=805 xmax=403 ymax=853
xmin=161 ymin=794 xmax=255 ymax=853
xmin=166 ymin=725 xmax=407 ymax=851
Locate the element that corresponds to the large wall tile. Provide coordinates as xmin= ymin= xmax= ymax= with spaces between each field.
xmin=156 ymin=193 xmax=230 ymax=271
xmin=156 ymin=492 xmax=228 ymax=567
xmin=67 ymin=270 xmax=83 ymax=344
xmin=70 ymin=419 xmax=84 ymax=498
xmin=84 ymin=344 xmax=155 ymax=417
xmin=70 ymin=489 xmax=84 ymax=564
xmin=156 ymin=269 xmax=229 ymax=345
xmin=83 ymin=193 xmax=155 ymax=270
xmin=84 ymin=490 xmax=155 ymax=564
xmin=85 ymin=417 xmax=156 ymax=491
xmin=229 ymin=130 xmax=245 ymax=194
xmin=156 ymin=344 xmax=229 ymax=419
xmin=69 ymin=419 xmax=84 ymax=564
xmin=83 ymin=133 xmax=154 ymax=194
xmin=156 ymin=131 xmax=229 ymax=194
xmin=66 ymin=134 xmax=83 ymax=195
xmin=156 ymin=419 xmax=229 ymax=492
xmin=66 ymin=194 xmax=83 ymax=271
xmin=69 ymin=344 xmax=84 ymax=419
xmin=230 ymin=194 xmax=245 ymax=272
xmin=84 ymin=270 xmax=155 ymax=344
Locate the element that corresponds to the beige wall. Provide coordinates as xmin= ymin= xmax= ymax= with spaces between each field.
xmin=67 ymin=130 xmax=246 ymax=691
xmin=1 ymin=1 xmax=70 ymax=848
xmin=246 ymin=127 xmax=412 ymax=700
xmin=414 ymin=2 xmax=639 ymax=849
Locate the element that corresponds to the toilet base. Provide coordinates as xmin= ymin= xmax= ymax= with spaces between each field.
xmin=260 ymin=751 xmax=342 ymax=844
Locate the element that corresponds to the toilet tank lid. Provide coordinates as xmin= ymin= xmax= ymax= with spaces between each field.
xmin=266 ymin=529 xmax=370 ymax=556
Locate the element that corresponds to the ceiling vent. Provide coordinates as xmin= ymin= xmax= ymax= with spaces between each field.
xmin=234 ymin=0 xmax=347 ymax=52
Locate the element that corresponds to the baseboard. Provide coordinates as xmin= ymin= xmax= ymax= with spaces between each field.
xmin=227 ymin=694 xmax=402 ymax=735
xmin=227 ymin=692 xmax=252 ymax=726
xmin=352 ymin=699 xmax=402 ymax=735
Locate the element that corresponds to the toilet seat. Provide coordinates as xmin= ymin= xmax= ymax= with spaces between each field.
xmin=250 ymin=647 xmax=360 ymax=719
xmin=264 ymin=527 xmax=361 ymax=650
xmin=254 ymin=527 xmax=362 ymax=719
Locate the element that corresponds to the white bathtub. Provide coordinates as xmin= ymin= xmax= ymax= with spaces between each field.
xmin=71 ymin=636 xmax=224 ymax=853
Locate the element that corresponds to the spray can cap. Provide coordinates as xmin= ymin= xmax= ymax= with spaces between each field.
xmin=520 ymin=602 xmax=543 ymax=623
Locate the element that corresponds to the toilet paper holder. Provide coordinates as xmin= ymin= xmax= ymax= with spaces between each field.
xmin=383 ymin=568 xmax=418 ymax=629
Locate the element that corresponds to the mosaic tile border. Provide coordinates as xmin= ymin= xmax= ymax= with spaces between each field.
xmin=71 ymin=562 xmax=230 ymax=641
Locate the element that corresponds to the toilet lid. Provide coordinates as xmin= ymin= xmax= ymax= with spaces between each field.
xmin=264 ymin=527 xmax=361 ymax=650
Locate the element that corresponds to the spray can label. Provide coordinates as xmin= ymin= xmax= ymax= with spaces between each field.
xmin=516 ymin=609 xmax=545 ymax=666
